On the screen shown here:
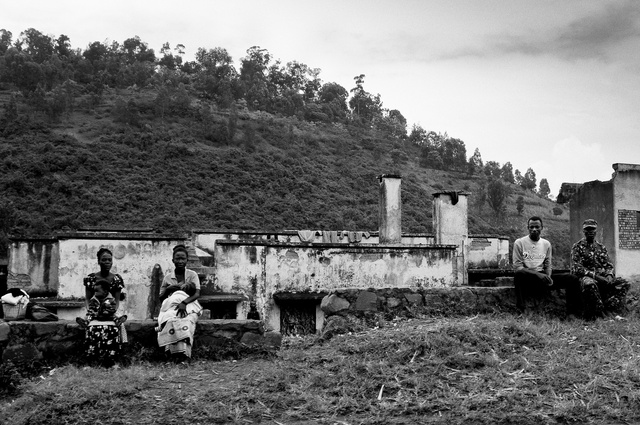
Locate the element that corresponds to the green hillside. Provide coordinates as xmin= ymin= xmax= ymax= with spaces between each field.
xmin=0 ymin=28 xmax=570 ymax=266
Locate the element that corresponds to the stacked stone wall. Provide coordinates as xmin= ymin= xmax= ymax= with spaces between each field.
xmin=0 ymin=320 xmax=281 ymax=364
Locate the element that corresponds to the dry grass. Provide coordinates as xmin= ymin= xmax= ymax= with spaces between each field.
xmin=2 ymin=313 xmax=640 ymax=424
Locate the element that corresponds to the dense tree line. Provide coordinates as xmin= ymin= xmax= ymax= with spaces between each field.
xmin=0 ymin=28 xmax=407 ymax=134
xmin=0 ymin=28 xmax=567 ymax=262
xmin=0 ymin=27 xmax=553 ymax=191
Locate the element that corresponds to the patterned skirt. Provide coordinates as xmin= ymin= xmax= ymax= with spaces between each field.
xmin=85 ymin=324 xmax=122 ymax=364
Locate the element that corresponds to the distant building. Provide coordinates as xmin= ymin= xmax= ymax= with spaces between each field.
xmin=566 ymin=163 xmax=640 ymax=279
xmin=556 ymin=183 xmax=582 ymax=204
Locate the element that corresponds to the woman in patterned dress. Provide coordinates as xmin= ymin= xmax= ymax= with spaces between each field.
xmin=81 ymin=247 xmax=126 ymax=366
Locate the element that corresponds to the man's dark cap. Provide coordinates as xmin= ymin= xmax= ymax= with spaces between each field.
xmin=583 ymin=219 xmax=598 ymax=229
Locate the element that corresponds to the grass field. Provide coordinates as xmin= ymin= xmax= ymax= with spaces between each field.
xmin=2 ymin=312 xmax=640 ymax=425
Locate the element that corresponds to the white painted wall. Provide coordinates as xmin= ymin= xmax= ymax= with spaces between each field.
xmin=467 ymin=237 xmax=510 ymax=269
xmin=57 ymin=238 xmax=183 ymax=319
xmin=612 ymin=164 xmax=640 ymax=279
xmin=214 ymin=241 xmax=458 ymax=331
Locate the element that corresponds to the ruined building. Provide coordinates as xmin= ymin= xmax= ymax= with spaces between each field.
xmin=6 ymin=175 xmax=510 ymax=333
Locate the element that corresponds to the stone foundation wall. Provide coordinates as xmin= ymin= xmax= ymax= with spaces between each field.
xmin=0 ymin=320 xmax=282 ymax=364
xmin=318 ymin=286 xmax=569 ymax=339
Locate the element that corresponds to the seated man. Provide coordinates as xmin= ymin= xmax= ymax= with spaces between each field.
xmin=513 ymin=216 xmax=553 ymax=312
xmin=571 ymin=219 xmax=630 ymax=320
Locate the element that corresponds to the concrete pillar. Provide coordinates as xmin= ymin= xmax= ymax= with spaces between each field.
xmin=433 ymin=191 xmax=469 ymax=285
xmin=378 ymin=174 xmax=402 ymax=244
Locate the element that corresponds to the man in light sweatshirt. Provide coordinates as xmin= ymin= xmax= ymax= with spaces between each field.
xmin=513 ymin=216 xmax=553 ymax=312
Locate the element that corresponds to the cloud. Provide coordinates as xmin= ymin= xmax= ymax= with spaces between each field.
xmin=438 ymin=1 xmax=640 ymax=63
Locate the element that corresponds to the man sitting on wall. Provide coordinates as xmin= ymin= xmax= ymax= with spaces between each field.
xmin=513 ymin=216 xmax=553 ymax=312
xmin=571 ymin=219 xmax=630 ymax=320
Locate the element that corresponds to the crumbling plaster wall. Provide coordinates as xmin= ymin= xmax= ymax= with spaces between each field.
xmin=212 ymin=240 xmax=458 ymax=331
xmin=56 ymin=238 xmax=184 ymax=320
xmin=569 ymin=179 xmax=614 ymax=258
xmin=7 ymin=239 xmax=59 ymax=296
xmin=467 ymin=237 xmax=510 ymax=269
xmin=193 ymin=230 xmax=432 ymax=251
xmin=611 ymin=164 xmax=640 ymax=279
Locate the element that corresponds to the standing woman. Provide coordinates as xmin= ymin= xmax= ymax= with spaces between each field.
xmin=81 ymin=248 xmax=126 ymax=366
xmin=157 ymin=244 xmax=202 ymax=361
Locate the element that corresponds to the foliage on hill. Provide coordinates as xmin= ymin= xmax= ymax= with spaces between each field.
xmin=0 ymin=28 xmax=568 ymax=265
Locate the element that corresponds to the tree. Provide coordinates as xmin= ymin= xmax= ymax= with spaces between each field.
xmin=467 ymin=148 xmax=483 ymax=175
xmin=501 ymin=162 xmax=515 ymax=183
xmin=514 ymin=169 xmax=523 ymax=186
xmin=18 ymin=28 xmax=54 ymax=63
xmin=516 ymin=195 xmax=525 ymax=215
xmin=409 ymin=124 xmax=427 ymax=145
xmin=521 ymin=168 xmax=537 ymax=191
xmin=538 ymin=178 xmax=550 ymax=199
xmin=120 ymin=36 xmax=155 ymax=63
xmin=473 ymin=187 xmax=487 ymax=214
xmin=377 ymin=108 xmax=407 ymax=138
xmin=316 ymin=82 xmax=348 ymax=122
xmin=194 ymin=46 xmax=239 ymax=106
xmin=484 ymin=161 xmax=501 ymax=178
xmin=348 ymin=74 xmax=382 ymax=126
xmin=83 ymin=41 xmax=109 ymax=64
xmin=0 ymin=29 xmax=13 ymax=55
xmin=0 ymin=200 xmax=17 ymax=257
xmin=158 ymin=42 xmax=183 ymax=70
xmin=2 ymin=48 xmax=44 ymax=92
xmin=486 ymin=179 xmax=509 ymax=217
xmin=55 ymin=34 xmax=72 ymax=58
xmin=240 ymin=46 xmax=272 ymax=110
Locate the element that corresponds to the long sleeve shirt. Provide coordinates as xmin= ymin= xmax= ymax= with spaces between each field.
xmin=512 ymin=235 xmax=552 ymax=275
xmin=570 ymin=238 xmax=615 ymax=278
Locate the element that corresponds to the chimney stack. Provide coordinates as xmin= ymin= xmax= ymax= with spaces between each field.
xmin=378 ymin=174 xmax=402 ymax=244
xmin=433 ymin=191 xmax=469 ymax=284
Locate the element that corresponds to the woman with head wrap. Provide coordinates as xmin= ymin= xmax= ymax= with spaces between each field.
xmin=156 ymin=244 xmax=203 ymax=362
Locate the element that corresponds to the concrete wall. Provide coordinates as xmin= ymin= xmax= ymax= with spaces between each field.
xmin=213 ymin=240 xmax=458 ymax=331
xmin=569 ymin=179 xmax=614 ymax=258
xmin=378 ymin=175 xmax=402 ymax=244
xmin=56 ymin=237 xmax=185 ymax=320
xmin=467 ymin=236 xmax=510 ymax=269
xmin=433 ymin=192 xmax=469 ymax=284
xmin=612 ymin=164 xmax=640 ymax=279
xmin=7 ymin=229 xmax=507 ymax=326
xmin=193 ymin=230 xmax=431 ymax=252
xmin=7 ymin=239 xmax=59 ymax=296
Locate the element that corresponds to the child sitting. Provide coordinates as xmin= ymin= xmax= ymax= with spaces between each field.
xmin=76 ymin=279 xmax=126 ymax=328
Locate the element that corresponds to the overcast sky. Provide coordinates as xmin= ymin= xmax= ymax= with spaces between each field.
xmin=5 ymin=0 xmax=640 ymax=196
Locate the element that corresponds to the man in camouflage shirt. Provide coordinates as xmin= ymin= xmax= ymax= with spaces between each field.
xmin=571 ymin=219 xmax=629 ymax=320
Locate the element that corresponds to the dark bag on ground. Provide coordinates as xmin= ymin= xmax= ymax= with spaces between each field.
xmin=27 ymin=303 xmax=59 ymax=322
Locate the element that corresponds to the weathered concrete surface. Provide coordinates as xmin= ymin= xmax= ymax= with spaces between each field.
xmin=0 ymin=319 xmax=276 ymax=364
xmin=467 ymin=236 xmax=510 ymax=269
xmin=214 ymin=240 xmax=459 ymax=331
xmin=194 ymin=230 xmax=433 ymax=249
xmin=612 ymin=164 xmax=640 ymax=278
xmin=433 ymin=192 xmax=469 ymax=285
xmin=433 ymin=192 xmax=469 ymax=250
xmin=57 ymin=237 xmax=186 ymax=320
xmin=570 ymin=179 xmax=614 ymax=264
xmin=569 ymin=163 xmax=640 ymax=279
xmin=8 ymin=238 xmax=59 ymax=296
xmin=378 ymin=175 xmax=402 ymax=244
